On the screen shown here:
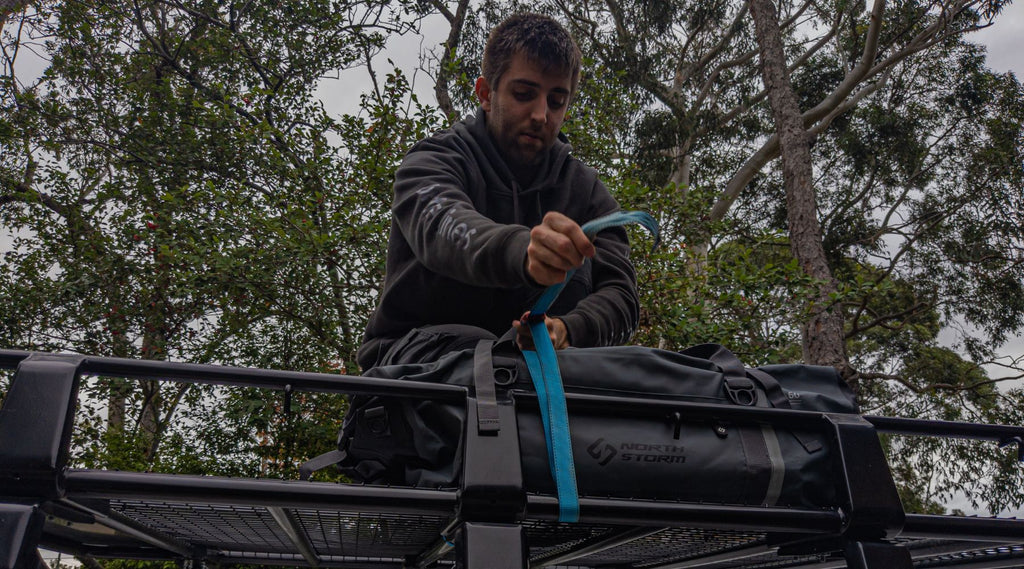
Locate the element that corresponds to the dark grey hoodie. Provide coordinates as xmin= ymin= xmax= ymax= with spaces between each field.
xmin=357 ymin=108 xmax=639 ymax=370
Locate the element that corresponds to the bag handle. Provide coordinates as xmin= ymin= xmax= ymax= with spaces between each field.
xmin=687 ymin=343 xmax=824 ymax=453
xmin=682 ymin=343 xmax=761 ymax=406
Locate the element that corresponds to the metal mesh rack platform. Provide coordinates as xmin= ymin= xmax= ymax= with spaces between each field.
xmin=2 ymin=349 xmax=1023 ymax=568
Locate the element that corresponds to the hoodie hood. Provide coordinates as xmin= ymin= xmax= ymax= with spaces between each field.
xmin=454 ymin=107 xmax=574 ymax=224
xmin=458 ymin=108 xmax=573 ymax=192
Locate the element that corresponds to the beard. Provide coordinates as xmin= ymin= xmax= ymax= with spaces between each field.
xmin=487 ymin=112 xmax=551 ymax=172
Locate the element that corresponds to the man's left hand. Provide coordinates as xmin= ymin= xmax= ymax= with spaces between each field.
xmin=513 ymin=314 xmax=570 ymax=351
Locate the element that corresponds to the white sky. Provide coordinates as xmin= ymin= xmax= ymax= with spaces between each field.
xmin=973 ymin=1 xmax=1023 ymax=76
xmin=318 ymin=3 xmax=1024 ymax=114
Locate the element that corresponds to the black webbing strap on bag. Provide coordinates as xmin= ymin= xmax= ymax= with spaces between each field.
xmin=736 ymin=425 xmax=774 ymax=504
xmin=299 ymin=448 xmax=346 ymax=480
xmin=472 ymin=340 xmax=500 ymax=435
xmin=746 ymin=367 xmax=823 ymax=453
xmin=683 ymin=343 xmax=825 ymax=456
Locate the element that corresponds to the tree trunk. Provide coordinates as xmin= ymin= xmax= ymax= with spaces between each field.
xmin=431 ymin=0 xmax=470 ymax=125
xmin=748 ymin=0 xmax=848 ymax=374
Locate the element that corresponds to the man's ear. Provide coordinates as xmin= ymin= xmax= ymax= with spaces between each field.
xmin=475 ymin=76 xmax=492 ymax=111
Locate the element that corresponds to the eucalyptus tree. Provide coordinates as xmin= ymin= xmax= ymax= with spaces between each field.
xmin=748 ymin=0 xmax=846 ymax=370
xmin=541 ymin=0 xmax=1012 ymax=368
xmin=1 ymin=0 xmax=439 ymax=472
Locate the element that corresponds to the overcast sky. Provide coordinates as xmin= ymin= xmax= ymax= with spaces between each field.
xmin=316 ymin=3 xmax=1024 ymax=126
xmin=972 ymin=1 xmax=1023 ymax=75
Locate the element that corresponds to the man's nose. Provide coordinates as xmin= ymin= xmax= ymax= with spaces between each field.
xmin=530 ymin=99 xmax=549 ymax=124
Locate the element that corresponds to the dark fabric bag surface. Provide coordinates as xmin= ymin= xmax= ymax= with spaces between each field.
xmin=325 ymin=343 xmax=858 ymax=509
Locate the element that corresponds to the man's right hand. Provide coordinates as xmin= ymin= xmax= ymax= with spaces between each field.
xmin=526 ymin=211 xmax=595 ymax=286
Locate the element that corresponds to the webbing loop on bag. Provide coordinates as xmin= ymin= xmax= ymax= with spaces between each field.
xmin=472 ymin=340 xmax=501 ymax=435
xmin=522 ymin=210 xmax=659 ymax=523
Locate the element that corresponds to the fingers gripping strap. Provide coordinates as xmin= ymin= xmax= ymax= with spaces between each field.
xmin=531 ymin=211 xmax=659 ymax=317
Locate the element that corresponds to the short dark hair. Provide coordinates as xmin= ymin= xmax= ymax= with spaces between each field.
xmin=482 ymin=13 xmax=582 ymax=95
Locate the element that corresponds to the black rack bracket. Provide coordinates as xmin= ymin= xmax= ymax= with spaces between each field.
xmin=0 ymin=354 xmax=84 ymax=500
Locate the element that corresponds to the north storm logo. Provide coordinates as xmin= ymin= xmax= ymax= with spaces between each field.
xmin=587 ymin=439 xmax=687 ymax=466
xmin=587 ymin=438 xmax=617 ymax=466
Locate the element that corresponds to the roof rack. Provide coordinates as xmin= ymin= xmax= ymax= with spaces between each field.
xmin=1 ymin=349 xmax=1022 ymax=569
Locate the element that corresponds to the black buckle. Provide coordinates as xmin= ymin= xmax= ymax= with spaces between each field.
xmin=724 ymin=377 xmax=758 ymax=406
xmin=361 ymin=406 xmax=391 ymax=435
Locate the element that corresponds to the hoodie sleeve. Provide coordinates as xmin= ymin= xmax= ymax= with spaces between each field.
xmin=558 ymin=179 xmax=641 ymax=348
xmin=391 ymin=136 xmax=535 ymax=289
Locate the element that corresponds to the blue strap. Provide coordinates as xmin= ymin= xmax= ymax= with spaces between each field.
xmin=521 ymin=351 xmax=555 ymax=465
xmin=581 ymin=210 xmax=660 ymax=249
xmin=523 ymin=329 xmax=578 ymax=522
xmin=522 ymin=209 xmax=659 ymax=523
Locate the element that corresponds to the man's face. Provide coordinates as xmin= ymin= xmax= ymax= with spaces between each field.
xmin=476 ymin=52 xmax=573 ymax=170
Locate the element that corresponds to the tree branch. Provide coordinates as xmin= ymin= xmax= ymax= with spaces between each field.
xmin=711 ymin=66 xmax=890 ymax=222
xmin=847 ymin=300 xmax=932 ymax=338
xmin=430 ymin=0 xmax=469 ymax=123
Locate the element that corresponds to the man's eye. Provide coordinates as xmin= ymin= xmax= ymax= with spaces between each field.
xmin=548 ymin=96 xmax=567 ymax=109
xmin=514 ymin=91 xmax=535 ymax=101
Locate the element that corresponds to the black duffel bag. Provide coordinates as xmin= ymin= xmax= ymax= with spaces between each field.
xmin=308 ymin=343 xmax=858 ymax=509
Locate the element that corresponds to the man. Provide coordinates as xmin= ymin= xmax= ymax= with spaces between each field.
xmin=356 ymin=13 xmax=639 ymax=370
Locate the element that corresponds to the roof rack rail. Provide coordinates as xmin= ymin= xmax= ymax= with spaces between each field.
xmin=2 ymin=349 xmax=1022 ymax=569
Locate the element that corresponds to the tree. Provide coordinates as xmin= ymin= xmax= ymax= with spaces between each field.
xmin=1 ymin=0 xmax=440 ymax=472
xmin=0 ymin=0 xmax=27 ymax=26
xmin=427 ymin=0 xmax=472 ymax=123
xmin=749 ymin=0 xmax=847 ymax=370
xmin=547 ymin=1 xmax=986 ymax=313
